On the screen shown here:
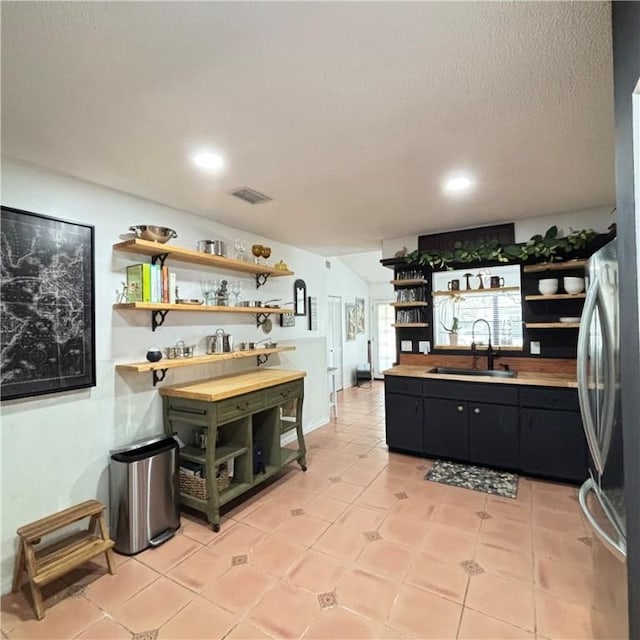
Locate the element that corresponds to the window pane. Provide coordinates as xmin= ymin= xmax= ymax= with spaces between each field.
xmin=432 ymin=265 xmax=523 ymax=348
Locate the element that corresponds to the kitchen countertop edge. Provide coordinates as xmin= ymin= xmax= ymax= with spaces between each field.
xmin=384 ymin=365 xmax=577 ymax=389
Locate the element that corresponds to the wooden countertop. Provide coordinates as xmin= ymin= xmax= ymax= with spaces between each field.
xmin=159 ymin=369 xmax=306 ymax=401
xmin=384 ymin=365 xmax=577 ymax=389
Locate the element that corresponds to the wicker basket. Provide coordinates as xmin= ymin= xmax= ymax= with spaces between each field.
xmin=179 ymin=472 xmax=209 ymax=500
xmin=179 ymin=464 xmax=230 ymax=500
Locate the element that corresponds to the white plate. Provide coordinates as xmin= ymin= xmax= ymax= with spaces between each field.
xmin=559 ymin=317 xmax=581 ymax=323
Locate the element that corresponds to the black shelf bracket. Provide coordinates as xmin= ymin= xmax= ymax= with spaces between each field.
xmin=152 ymin=368 xmax=168 ymax=386
xmin=151 ymin=310 xmax=169 ymax=331
xmin=256 ymin=312 xmax=272 ymax=328
xmin=256 ymin=353 xmax=270 ymax=366
xmin=151 ymin=252 xmax=169 ymax=268
xmin=256 ymin=273 xmax=270 ymax=288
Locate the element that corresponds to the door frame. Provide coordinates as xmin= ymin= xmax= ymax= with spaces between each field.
xmin=371 ymin=298 xmax=395 ymax=379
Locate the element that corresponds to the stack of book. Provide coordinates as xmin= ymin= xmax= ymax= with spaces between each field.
xmin=180 ymin=460 xmax=205 ymax=478
xmin=126 ymin=263 xmax=176 ymax=303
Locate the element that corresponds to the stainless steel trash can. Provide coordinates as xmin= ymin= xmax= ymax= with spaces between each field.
xmin=109 ymin=434 xmax=180 ymax=555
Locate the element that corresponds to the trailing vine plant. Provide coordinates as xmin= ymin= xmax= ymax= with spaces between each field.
xmin=405 ymin=226 xmax=598 ymax=271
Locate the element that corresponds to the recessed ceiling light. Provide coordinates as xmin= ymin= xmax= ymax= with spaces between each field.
xmin=443 ymin=173 xmax=475 ymax=194
xmin=192 ymin=151 xmax=224 ymax=171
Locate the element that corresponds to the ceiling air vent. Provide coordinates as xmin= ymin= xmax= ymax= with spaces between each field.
xmin=228 ymin=187 xmax=272 ymax=205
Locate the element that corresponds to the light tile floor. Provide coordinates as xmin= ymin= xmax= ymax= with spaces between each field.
xmin=2 ymin=381 xmax=599 ymax=639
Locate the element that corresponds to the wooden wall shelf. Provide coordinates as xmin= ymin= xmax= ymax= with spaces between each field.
xmin=525 ymin=293 xmax=586 ymax=301
xmin=525 ymin=322 xmax=581 ymax=329
xmin=391 ymin=322 xmax=429 ymax=328
xmin=432 ymin=286 xmax=520 ymax=297
xmin=523 ymin=259 xmax=587 ymax=274
xmin=391 ymin=302 xmax=429 ymax=308
xmin=113 ymin=302 xmax=293 ymax=315
xmin=113 ymin=238 xmax=294 ymax=287
xmin=390 ymin=279 xmax=427 ymax=286
xmin=116 ymin=347 xmax=296 ymax=386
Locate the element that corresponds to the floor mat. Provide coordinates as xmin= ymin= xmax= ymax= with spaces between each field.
xmin=425 ymin=460 xmax=518 ymax=498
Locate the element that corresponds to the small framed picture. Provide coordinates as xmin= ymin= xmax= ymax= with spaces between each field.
xmin=308 ymin=296 xmax=318 ymax=330
xmin=355 ymin=298 xmax=365 ymax=333
xmin=294 ymin=279 xmax=307 ymax=316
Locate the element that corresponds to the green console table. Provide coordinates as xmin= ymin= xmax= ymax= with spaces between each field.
xmin=160 ymin=368 xmax=307 ymax=531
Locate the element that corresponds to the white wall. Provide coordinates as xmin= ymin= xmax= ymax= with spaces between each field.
xmin=381 ymin=206 xmax=615 ymax=259
xmin=326 ymin=258 xmax=370 ymax=388
xmin=0 ymin=157 xmax=338 ymax=592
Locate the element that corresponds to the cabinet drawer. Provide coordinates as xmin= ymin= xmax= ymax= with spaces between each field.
xmin=265 ymin=380 xmax=304 ymax=406
xmin=520 ymin=387 xmax=579 ymax=411
xmin=217 ymin=390 xmax=265 ymax=424
xmin=385 ymin=375 xmax=422 ymax=396
xmin=423 ymin=380 xmax=518 ymax=405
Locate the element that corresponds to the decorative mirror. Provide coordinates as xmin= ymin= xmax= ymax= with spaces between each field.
xmin=294 ymin=279 xmax=307 ymax=316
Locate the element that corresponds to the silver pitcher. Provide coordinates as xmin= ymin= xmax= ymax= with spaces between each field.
xmin=208 ymin=329 xmax=233 ymax=353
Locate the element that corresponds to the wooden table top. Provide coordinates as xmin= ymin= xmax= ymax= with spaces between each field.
xmin=159 ymin=368 xmax=306 ymax=402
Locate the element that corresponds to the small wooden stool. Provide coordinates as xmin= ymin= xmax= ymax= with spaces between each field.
xmin=12 ymin=499 xmax=116 ymax=620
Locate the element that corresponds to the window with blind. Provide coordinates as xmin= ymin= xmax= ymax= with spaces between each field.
xmin=432 ymin=265 xmax=523 ymax=349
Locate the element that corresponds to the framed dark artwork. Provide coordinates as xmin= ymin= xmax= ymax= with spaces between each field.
xmin=294 ymin=279 xmax=307 ymax=316
xmin=1 ymin=206 xmax=96 ymax=400
xmin=308 ymin=296 xmax=318 ymax=330
xmin=355 ymin=297 xmax=365 ymax=333
xmin=345 ymin=303 xmax=356 ymax=341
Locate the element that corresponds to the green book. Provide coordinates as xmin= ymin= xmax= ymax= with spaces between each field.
xmin=142 ymin=263 xmax=152 ymax=302
xmin=126 ymin=264 xmax=144 ymax=302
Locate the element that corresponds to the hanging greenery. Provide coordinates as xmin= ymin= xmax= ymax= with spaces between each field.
xmin=405 ymin=226 xmax=598 ymax=271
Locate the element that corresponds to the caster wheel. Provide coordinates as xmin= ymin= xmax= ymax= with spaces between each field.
xmin=212 ymin=523 xmax=220 ymax=532
xmin=300 ymin=464 xmax=307 ymax=472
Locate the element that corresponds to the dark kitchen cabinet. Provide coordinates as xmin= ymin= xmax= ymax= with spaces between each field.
xmin=520 ymin=407 xmax=587 ymax=482
xmin=385 ymin=392 xmax=423 ymax=454
xmin=423 ymin=397 xmax=469 ymax=461
xmin=469 ymin=402 xmax=519 ymax=469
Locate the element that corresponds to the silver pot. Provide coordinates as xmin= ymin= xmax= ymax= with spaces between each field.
xmin=166 ymin=340 xmax=195 ymax=359
xmin=207 ymin=329 xmax=234 ymax=354
xmin=238 ymin=342 xmax=256 ymax=351
xmin=197 ymin=239 xmax=227 ymax=257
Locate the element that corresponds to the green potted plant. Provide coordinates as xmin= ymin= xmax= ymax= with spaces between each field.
xmin=441 ymin=317 xmax=460 ymax=346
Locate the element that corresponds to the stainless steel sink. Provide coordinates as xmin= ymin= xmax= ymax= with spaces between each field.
xmin=431 ymin=366 xmax=517 ymax=379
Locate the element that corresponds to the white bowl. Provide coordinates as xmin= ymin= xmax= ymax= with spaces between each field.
xmin=559 ymin=316 xmax=581 ymax=323
xmin=563 ymin=277 xmax=585 ymax=294
xmin=538 ymin=278 xmax=559 ymax=295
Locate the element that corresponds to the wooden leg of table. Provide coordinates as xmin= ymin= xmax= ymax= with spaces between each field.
xmin=97 ymin=515 xmax=116 ymax=575
xmin=11 ymin=539 xmax=25 ymax=593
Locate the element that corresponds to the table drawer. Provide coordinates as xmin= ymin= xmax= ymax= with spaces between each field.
xmin=266 ymin=380 xmax=304 ymax=406
xmin=217 ymin=390 xmax=265 ymax=424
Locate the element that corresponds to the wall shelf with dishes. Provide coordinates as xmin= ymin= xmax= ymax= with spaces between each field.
xmin=113 ymin=235 xmax=297 ymax=383
xmin=522 ymin=262 xmax=586 ymax=356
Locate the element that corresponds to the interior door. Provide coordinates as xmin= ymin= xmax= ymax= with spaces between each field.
xmin=372 ymin=300 xmax=395 ymax=379
xmin=327 ymin=295 xmax=343 ymax=390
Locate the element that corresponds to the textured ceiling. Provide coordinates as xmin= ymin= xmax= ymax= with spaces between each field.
xmin=1 ymin=2 xmax=615 ymax=256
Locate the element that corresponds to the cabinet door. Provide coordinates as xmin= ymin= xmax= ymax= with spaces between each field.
xmin=469 ymin=402 xmax=519 ymax=470
xmin=520 ymin=408 xmax=588 ymax=482
xmin=423 ymin=398 xmax=469 ymax=461
xmin=385 ymin=392 xmax=423 ymax=454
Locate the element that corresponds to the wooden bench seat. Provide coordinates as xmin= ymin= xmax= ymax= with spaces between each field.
xmin=12 ymin=500 xmax=115 ymax=619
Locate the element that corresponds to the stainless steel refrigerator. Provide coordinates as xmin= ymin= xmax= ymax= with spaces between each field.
xmin=577 ymin=238 xmax=629 ymax=638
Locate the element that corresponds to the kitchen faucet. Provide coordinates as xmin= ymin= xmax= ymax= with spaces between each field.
xmin=471 ymin=319 xmax=497 ymax=370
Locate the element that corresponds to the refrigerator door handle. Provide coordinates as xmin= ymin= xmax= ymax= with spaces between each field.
xmin=597 ymin=292 xmax=616 ymax=468
xmin=578 ymin=478 xmax=626 ymax=562
xmin=577 ymin=279 xmax=604 ymax=475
